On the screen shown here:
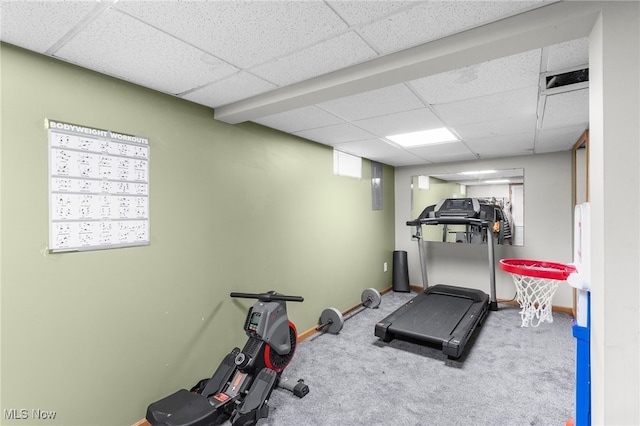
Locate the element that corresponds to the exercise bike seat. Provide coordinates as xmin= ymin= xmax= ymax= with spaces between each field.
xmin=145 ymin=389 xmax=221 ymax=426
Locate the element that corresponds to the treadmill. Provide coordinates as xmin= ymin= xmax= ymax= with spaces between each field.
xmin=375 ymin=198 xmax=499 ymax=359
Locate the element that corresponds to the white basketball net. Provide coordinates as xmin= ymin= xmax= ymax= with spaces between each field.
xmin=509 ymin=273 xmax=561 ymax=327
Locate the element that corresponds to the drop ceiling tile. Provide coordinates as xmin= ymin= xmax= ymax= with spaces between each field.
xmin=536 ymin=125 xmax=587 ymax=153
xmin=2 ymin=0 xmax=586 ymax=169
xmin=409 ymin=49 xmax=541 ymax=104
xmin=250 ymin=31 xmax=378 ymax=87
xmin=333 ymin=138 xmax=411 ymax=162
xmin=434 ymin=86 xmax=539 ymax=126
xmin=407 ymin=141 xmax=476 ymax=163
xmin=390 ymin=156 xmax=434 ymax=167
xmin=327 ymin=1 xmax=414 ymax=26
xmin=183 ymin=72 xmax=277 ymax=109
xmin=464 ymin=133 xmax=535 ymax=159
xmin=54 ymin=9 xmax=238 ymax=95
xmin=358 ymin=1 xmax=546 ymax=54
xmin=115 ymin=1 xmax=349 ymax=68
xmin=335 ymin=140 xmax=429 ymax=166
xmin=0 ymin=1 xmax=96 ymax=53
xmin=294 ymin=123 xmax=375 ymax=145
xmin=385 ymin=156 xmax=432 ymax=167
xmin=354 ymin=108 xmax=444 ymax=138
xmin=541 ymin=89 xmax=589 ymax=130
xmin=253 ymin=106 xmax=343 ymax=134
xmin=455 ymin=115 xmax=537 ymax=140
xmin=545 ymin=37 xmax=589 ymax=72
xmin=317 ymin=83 xmax=424 ymax=121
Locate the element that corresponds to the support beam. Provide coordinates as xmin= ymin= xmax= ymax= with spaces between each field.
xmin=588 ymin=2 xmax=640 ymax=425
xmin=214 ymin=1 xmax=602 ymax=124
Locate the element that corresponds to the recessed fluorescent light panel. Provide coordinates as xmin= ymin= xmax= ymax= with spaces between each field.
xmin=387 ymin=127 xmax=458 ymax=148
xmin=485 ymin=179 xmax=510 ymax=184
xmin=459 ymin=170 xmax=497 ymax=175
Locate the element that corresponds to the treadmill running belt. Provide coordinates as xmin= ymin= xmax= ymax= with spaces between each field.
xmin=387 ymin=293 xmax=474 ymax=340
xmin=375 ymin=285 xmax=489 ymax=359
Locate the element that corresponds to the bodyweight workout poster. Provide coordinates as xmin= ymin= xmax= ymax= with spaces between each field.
xmin=47 ymin=119 xmax=150 ymax=252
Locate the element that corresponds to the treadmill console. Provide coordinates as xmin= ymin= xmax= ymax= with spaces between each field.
xmin=409 ymin=197 xmax=501 ymax=226
xmin=434 ymin=198 xmax=480 ymax=218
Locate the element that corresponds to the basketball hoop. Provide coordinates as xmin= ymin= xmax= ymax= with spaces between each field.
xmin=499 ymin=259 xmax=576 ymax=327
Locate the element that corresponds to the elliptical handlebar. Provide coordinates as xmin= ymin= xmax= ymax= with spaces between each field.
xmin=230 ymin=291 xmax=304 ymax=303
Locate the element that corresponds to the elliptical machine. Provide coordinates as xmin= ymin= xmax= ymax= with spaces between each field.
xmin=146 ymin=291 xmax=308 ymax=426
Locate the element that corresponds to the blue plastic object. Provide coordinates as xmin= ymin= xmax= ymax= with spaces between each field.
xmin=571 ymin=292 xmax=591 ymax=426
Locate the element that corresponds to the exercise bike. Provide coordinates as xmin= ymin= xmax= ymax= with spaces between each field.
xmin=146 ymin=291 xmax=309 ymax=426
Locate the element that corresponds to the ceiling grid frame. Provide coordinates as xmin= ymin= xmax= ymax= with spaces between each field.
xmin=0 ymin=0 xmax=593 ymax=166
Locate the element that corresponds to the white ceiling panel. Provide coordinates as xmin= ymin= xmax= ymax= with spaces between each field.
xmin=183 ymin=72 xmax=277 ymax=109
xmin=362 ymin=149 xmax=431 ymax=167
xmin=250 ymin=31 xmax=378 ymax=87
xmin=455 ymin=115 xmax=537 ymax=140
xmin=541 ymin=89 xmax=589 ymax=130
xmin=327 ymin=1 xmax=414 ymax=27
xmin=434 ymin=86 xmax=539 ymax=126
xmin=536 ymin=125 xmax=587 ymax=153
xmin=375 ymin=153 xmax=432 ymax=167
xmin=294 ymin=122 xmax=375 ymax=146
xmin=358 ymin=1 xmax=546 ymax=54
xmin=115 ymin=0 xmax=349 ymax=69
xmin=408 ymin=141 xmax=477 ymax=163
xmin=0 ymin=1 xmax=97 ymax=53
xmin=334 ymin=138 xmax=417 ymax=163
xmin=545 ymin=37 xmax=589 ymax=72
xmin=317 ymin=83 xmax=425 ymax=122
xmin=54 ymin=9 xmax=238 ymax=95
xmin=354 ymin=108 xmax=445 ymax=137
xmin=465 ymin=133 xmax=536 ymax=158
xmin=410 ymin=49 xmax=541 ymax=104
xmin=254 ymin=106 xmax=343 ymax=134
xmin=0 ymin=0 xmax=592 ymax=167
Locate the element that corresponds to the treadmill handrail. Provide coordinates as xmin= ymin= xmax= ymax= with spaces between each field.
xmin=406 ymin=217 xmax=489 ymax=227
xmin=406 ymin=197 xmax=498 ymax=311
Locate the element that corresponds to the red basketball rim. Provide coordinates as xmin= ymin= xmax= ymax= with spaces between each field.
xmin=499 ymin=258 xmax=576 ymax=280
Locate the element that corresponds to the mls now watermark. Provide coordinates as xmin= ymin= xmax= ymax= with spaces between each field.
xmin=4 ymin=408 xmax=57 ymax=420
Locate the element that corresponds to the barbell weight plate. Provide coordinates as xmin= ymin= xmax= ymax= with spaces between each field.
xmin=319 ymin=307 xmax=344 ymax=334
xmin=361 ymin=288 xmax=382 ymax=309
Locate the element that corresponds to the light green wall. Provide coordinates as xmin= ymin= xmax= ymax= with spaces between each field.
xmin=0 ymin=44 xmax=395 ymax=425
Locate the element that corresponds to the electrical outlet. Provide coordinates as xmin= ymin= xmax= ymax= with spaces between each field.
xmin=383 ymin=262 xmax=388 ymax=272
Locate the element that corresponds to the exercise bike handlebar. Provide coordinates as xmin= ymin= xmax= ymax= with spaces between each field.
xmin=230 ymin=291 xmax=304 ymax=303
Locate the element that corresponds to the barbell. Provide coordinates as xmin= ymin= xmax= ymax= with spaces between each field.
xmin=313 ymin=288 xmax=382 ymax=338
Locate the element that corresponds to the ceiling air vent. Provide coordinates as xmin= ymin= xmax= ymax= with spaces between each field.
xmin=546 ymin=68 xmax=589 ymax=89
xmin=540 ymin=68 xmax=589 ymax=95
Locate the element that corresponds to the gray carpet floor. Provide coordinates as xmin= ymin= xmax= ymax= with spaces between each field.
xmin=244 ymin=290 xmax=575 ymax=425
